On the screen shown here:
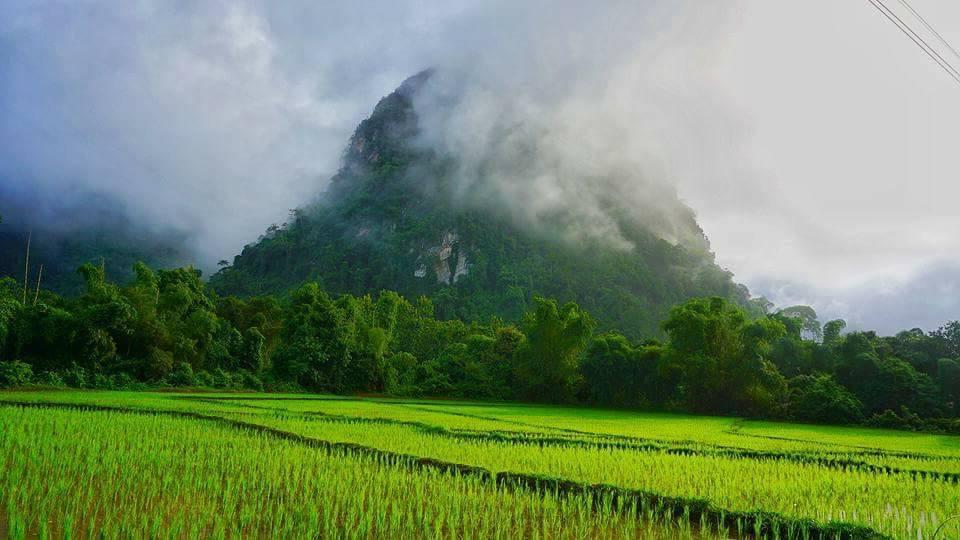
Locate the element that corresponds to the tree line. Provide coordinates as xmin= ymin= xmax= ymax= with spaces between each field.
xmin=1 ymin=262 xmax=958 ymax=432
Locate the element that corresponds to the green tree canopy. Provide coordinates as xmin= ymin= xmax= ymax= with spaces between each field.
xmin=514 ymin=297 xmax=595 ymax=403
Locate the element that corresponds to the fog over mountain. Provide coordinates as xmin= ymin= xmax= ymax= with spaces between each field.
xmin=2 ymin=0 xmax=959 ymax=332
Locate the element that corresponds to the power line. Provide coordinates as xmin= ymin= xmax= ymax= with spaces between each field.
xmin=872 ymin=0 xmax=960 ymax=81
xmin=895 ymin=0 xmax=960 ymax=65
xmin=867 ymin=0 xmax=960 ymax=86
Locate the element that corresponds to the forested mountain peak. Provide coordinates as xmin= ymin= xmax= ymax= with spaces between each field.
xmin=210 ymin=71 xmax=753 ymax=338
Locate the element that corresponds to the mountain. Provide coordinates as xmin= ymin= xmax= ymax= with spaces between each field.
xmin=210 ymin=71 xmax=753 ymax=338
xmin=0 ymin=187 xmax=190 ymax=295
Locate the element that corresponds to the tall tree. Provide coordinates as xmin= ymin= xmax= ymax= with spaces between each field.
xmin=777 ymin=305 xmax=822 ymax=342
xmin=514 ymin=297 xmax=595 ymax=403
xmin=662 ymin=297 xmax=786 ymax=415
xmin=581 ymin=332 xmax=659 ymax=408
xmin=273 ymin=283 xmax=350 ymax=392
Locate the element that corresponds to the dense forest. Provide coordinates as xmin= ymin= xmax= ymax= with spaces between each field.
xmin=2 ymin=260 xmax=959 ymax=433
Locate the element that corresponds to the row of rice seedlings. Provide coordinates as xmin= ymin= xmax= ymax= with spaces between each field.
xmin=0 ymin=407 xmax=723 ymax=540
xmin=206 ymin=397 xmax=552 ymax=434
xmin=0 ymin=390 xmax=256 ymax=417
xmin=733 ymin=422 xmax=960 ymax=459
xmin=406 ymin=402 xmax=960 ymax=459
xmin=203 ymin=395 xmax=960 ymax=476
xmin=403 ymin=402 xmax=780 ymax=445
xmin=10 ymin=391 xmax=953 ymax=461
xmin=7 ymin=391 xmax=959 ymax=481
xmin=14 ymin=390 xmax=955 ymax=481
xmin=236 ymin=405 xmax=960 ymax=481
xmin=223 ymin=413 xmax=958 ymax=539
xmin=0 ymin=401 xmax=886 ymax=539
xmin=722 ymin=429 xmax=952 ymax=462
xmin=3 ymin=395 xmax=950 ymax=538
xmin=3 ymin=394 xmax=950 ymax=531
xmin=250 ymin=397 xmax=960 ymax=466
xmin=855 ymin=454 xmax=960 ymax=475
xmin=198 ymin=396 xmax=884 ymax=460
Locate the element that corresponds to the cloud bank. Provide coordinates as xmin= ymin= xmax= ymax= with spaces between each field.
xmin=405 ymin=1 xmax=736 ymax=252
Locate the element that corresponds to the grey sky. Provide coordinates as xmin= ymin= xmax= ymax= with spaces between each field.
xmin=1 ymin=0 xmax=958 ymax=334
xmin=690 ymin=1 xmax=960 ymax=333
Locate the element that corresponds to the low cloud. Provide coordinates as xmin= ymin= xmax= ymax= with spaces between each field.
xmin=753 ymin=260 xmax=960 ymax=335
xmin=410 ymin=1 xmax=735 ymax=251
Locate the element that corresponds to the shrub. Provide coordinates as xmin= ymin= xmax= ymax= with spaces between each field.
xmin=923 ymin=417 xmax=960 ymax=435
xmin=111 ymin=372 xmax=142 ymax=390
xmin=91 ymin=373 xmax=113 ymax=389
xmin=147 ymin=348 xmax=175 ymax=380
xmin=167 ymin=362 xmax=195 ymax=387
xmin=194 ymin=370 xmax=215 ymax=388
xmin=34 ymin=371 xmax=66 ymax=388
xmin=787 ymin=374 xmax=864 ymax=424
xmin=384 ymin=352 xmax=419 ymax=396
xmin=0 ymin=360 xmax=33 ymax=387
xmin=866 ymin=407 xmax=924 ymax=431
xmin=238 ymin=370 xmax=264 ymax=391
xmin=265 ymin=380 xmax=303 ymax=393
xmin=63 ymin=365 xmax=88 ymax=388
xmin=212 ymin=368 xmax=236 ymax=389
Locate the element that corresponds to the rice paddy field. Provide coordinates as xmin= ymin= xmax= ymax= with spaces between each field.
xmin=2 ymin=391 xmax=960 ymax=538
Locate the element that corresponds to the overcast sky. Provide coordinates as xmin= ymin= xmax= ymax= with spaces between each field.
xmin=1 ymin=0 xmax=959 ymax=334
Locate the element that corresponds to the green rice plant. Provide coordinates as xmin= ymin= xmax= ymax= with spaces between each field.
xmin=0 ymin=407 xmax=724 ymax=539
xmin=3 ymin=390 xmax=960 ymax=539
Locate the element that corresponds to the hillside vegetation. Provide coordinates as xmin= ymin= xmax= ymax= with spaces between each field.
xmin=210 ymin=72 xmax=752 ymax=338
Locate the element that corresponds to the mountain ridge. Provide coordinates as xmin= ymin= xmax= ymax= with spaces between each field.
xmin=210 ymin=70 xmax=755 ymax=338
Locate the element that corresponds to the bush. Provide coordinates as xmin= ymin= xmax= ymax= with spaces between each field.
xmin=238 ymin=370 xmax=264 ymax=391
xmin=167 ymin=362 xmax=195 ymax=387
xmin=111 ymin=372 xmax=144 ymax=390
xmin=384 ymin=352 xmax=419 ymax=396
xmin=866 ymin=407 xmax=924 ymax=431
xmin=0 ymin=360 xmax=33 ymax=387
xmin=91 ymin=373 xmax=113 ymax=389
xmin=212 ymin=368 xmax=236 ymax=389
xmin=923 ymin=417 xmax=960 ymax=435
xmin=194 ymin=370 xmax=215 ymax=388
xmin=787 ymin=374 xmax=864 ymax=424
xmin=63 ymin=365 xmax=88 ymax=388
xmin=264 ymin=379 xmax=303 ymax=393
xmin=34 ymin=371 xmax=66 ymax=388
xmin=147 ymin=348 xmax=175 ymax=380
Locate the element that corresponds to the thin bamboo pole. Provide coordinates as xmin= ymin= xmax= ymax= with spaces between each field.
xmin=22 ymin=231 xmax=31 ymax=304
xmin=33 ymin=264 xmax=43 ymax=305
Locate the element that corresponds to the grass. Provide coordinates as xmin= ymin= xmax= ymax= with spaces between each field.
xmin=2 ymin=390 xmax=959 ymax=538
xmin=2 ymin=408 xmax=709 ymax=539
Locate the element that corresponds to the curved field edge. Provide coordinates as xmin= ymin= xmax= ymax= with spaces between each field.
xmin=227 ymin=394 xmax=955 ymax=460
xmin=396 ymin=402 xmax=960 ymax=459
xmin=179 ymin=396 xmax=960 ymax=480
xmin=0 ymin=401 xmax=888 ymax=540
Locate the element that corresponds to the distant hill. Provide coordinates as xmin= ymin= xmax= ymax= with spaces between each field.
xmin=210 ymin=71 xmax=753 ymax=338
xmin=0 ymin=187 xmax=189 ymax=295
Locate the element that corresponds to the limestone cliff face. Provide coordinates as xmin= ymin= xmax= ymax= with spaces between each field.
xmin=414 ymin=231 xmax=469 ymax=285
xmin=453 ymin=251 xmax=469 ymax=283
